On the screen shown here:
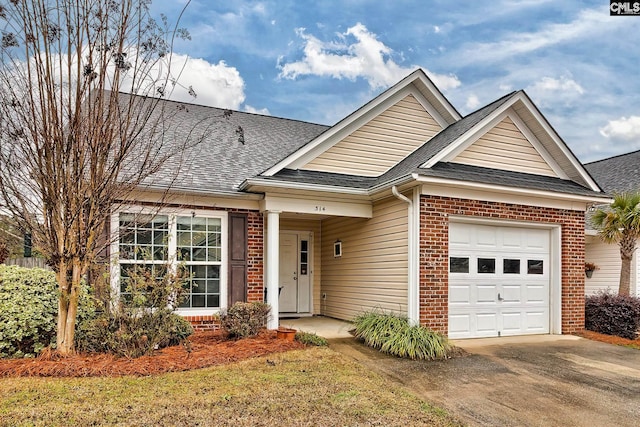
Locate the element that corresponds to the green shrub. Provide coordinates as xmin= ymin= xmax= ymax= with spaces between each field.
xmin=220 ymin=302 xmax=271 ymax=338
xmin=585 ymin=291 xmax=640 ymax=340
xmin=353 ymin=310 xmax=453 ymax=360
xmin=75 ymin=264 xmax=193 ymax=358
xmin=0 ymin=265 xmax=58 ymax=358
xmin=295 ymin=331 xmax=328 ymax=346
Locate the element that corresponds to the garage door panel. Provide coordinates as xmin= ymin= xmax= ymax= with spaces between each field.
xmin=525 ymin=284 xmax=547 ymax=303
xmin=477 ymin=285 xmax=498 ymax=304
xmin=449 ymin=225 xmax=472 ymax=247
xmin=449 ymin=222 xmax=551 ymax=338
xmin=449 ymin=285 xmax=471 ymax=304
xmin=501 ymin=311 xmax=523 ymax=332
xmin=449 ymin=314 xmax=471 ymax=335
xmin=502 ymin=228 xmax=523 ymax=249
xmin=525 ymin=311 xmax=548 ymax=330
xmin=524 ymin=231 xmax=548 ymax=251
xmin=476 ymin=313 xmax=498 ymax=334
xmin=502 ymin=285 xmax=522 ymax=303
xmin=476 ymin=228 xmax=498 ymax=248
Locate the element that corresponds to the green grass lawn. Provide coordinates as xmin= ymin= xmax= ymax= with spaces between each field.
xmin=0 ymin=347 xmax=462 ymax=427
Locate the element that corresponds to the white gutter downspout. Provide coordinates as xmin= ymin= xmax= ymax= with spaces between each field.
xmin=392 ymin=186 xmax=419 ymax=326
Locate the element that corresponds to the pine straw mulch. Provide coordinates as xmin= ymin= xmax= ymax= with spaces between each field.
xmin=0 ymin=330 xmax=305 ymax=378
xmin=576 ymin=329 xmax=640 ymax=348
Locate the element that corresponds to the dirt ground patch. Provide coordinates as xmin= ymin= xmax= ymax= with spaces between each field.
xmin=0 ymin=330 xmax=304 ymax=377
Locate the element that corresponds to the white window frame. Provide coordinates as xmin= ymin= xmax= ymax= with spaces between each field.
xmin=110 ymin=206 xmax=228 ymax=316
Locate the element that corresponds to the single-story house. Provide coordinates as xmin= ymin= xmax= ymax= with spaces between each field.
xmin=584 ymin=151 xmax=640 ymax=296
xmin=110 ymin=68 xmax=609 ymax=339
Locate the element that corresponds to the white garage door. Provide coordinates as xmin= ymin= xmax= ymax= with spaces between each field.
xmin=448 ymin=222 xmax=550 ymax=339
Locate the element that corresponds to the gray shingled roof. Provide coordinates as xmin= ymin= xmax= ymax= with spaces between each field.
xmin=414 ymin=163 xmax=601 ymax=197
xmin=132 ymin=89 xmax=602 ymax=201
xmin=129 ymin=94 xmax=329 ymax=193
xmin=584 ymin=150 xmax=640 ymax=194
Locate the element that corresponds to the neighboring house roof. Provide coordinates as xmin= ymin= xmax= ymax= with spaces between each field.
xmin=584 ymin=150 xmax=640 ymax=194
xmin=583 ymin=150 xmax=640 ymax=232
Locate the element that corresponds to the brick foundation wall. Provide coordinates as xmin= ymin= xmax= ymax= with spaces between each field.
xmin=419 ymin=195 xmax=585 ymax=336
xmin=184 ymin=315 xmax=220 ymax=331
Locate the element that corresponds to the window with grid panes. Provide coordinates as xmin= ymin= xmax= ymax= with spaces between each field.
xmin=118 ymin=213 xmax=223 ymax=309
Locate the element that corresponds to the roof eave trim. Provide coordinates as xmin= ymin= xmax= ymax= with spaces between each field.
xmin=412 ymin=173 xmax=612 ymax=204
xmin=138 ymin=185 xmax=264 ymax=200
xmin=240 ymin=178 xmax=370 ymax=196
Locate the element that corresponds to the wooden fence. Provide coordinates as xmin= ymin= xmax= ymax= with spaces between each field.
xmin=5 ymin=257 xmax=51 ymax=270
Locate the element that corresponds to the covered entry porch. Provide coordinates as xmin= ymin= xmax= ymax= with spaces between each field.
xmin=262 ymin=191 xmax=373 ymax=329
xmin=259 ymin=188 xmax=415 ymax=330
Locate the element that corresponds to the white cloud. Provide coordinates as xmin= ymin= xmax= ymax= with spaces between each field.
xmin=465 ymin=94 xmax=480 ymax=110
xmin=164 ymin=55 xmax=246 ymax=109
xmin=458 ymin=8 xmax=625 ymax=65
xmin=244 ymin=105 xmax=271 ymax=115
xmin=528 ymin=76 xmax=584 ymax=95
xmin=279 ymin=23 xmax=461 ymax=91
xmin=600 ymin=116 xmax=640 ymax=141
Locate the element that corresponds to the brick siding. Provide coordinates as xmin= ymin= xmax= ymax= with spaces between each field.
xmin=419 ymin=195 xmax=585 ymax=336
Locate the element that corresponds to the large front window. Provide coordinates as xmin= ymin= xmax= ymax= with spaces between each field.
xmin=116 ymin=210 xmax=226 ymax=313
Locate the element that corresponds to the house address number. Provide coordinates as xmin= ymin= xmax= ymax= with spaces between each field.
xmin=314 ymin=205 xmax=326 ymax=212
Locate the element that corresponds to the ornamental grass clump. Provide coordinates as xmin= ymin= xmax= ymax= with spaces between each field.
xmin=353 ymin=310 xmax=453 ymax=360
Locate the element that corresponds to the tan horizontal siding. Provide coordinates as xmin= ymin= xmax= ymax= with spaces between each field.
xmin=280 ymin=218 xmax=322 ymax=314
xmin=452 ymin=117 xmax=557 ymax=177
xmin=585 ymin=236 xmax=637 ymax=295
xmin=302 ymin=94 xmax=442 ymax=176
xmin=320 ymin=197 xmax=408 ymax=320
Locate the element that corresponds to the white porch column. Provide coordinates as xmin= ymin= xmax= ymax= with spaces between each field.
xmin=266 ymin=210 xmax=281 ymax=329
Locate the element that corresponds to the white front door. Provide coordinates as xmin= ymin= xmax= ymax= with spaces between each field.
xmin=279 ymin=232 xmax=312 ymax=314
xmin=448 ymin=222 xmax=550 ymax=339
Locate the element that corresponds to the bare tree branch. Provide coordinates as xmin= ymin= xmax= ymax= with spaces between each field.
xmin=0 ymin=0 xmax=235 ymax=354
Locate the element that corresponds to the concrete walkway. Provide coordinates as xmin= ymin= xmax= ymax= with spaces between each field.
xmin=279 ymin=316 xmax=353 ymax=339
xmin=329 ymin=334 xmax=640 ymax=427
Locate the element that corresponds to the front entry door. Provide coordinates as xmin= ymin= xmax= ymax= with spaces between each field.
xmin=279 ymin=232 xmax=311 ymax=314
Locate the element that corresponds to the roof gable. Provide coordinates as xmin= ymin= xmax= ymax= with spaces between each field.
xmin=299 ymin=94 xmax=444 ymax=176
xmin=261 ymin=69 xmax=461 ymax=177
xmin=422 ymin=91 xmax=600 ymax=191
xmin=450 ymin=116 xmax=557 ymax=177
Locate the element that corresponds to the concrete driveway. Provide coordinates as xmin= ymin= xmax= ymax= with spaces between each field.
xmin=330 ymin=335 xmax=640 ymax=426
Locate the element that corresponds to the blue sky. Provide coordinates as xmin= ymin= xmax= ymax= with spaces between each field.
xmin=150 ymin=0 xmax=640 ymax=163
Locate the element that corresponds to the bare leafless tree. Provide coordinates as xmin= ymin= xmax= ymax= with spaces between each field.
xmin=0 ymin=0 xmax=220 ymax=354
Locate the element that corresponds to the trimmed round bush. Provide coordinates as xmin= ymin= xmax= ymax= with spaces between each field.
xmin=585 ymin=291 xmax=640 ymax=340
xmin=0 ymin=265 xmax=58 ymax=358
xmin=220 ymin=302 xmax=271 ymax=338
